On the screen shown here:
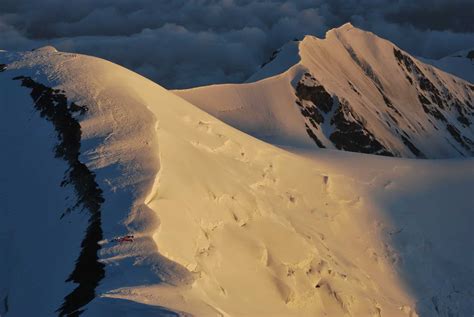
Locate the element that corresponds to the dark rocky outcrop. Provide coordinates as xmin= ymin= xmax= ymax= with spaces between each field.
xmin=296 ymin=100 xmax=324 ymax=125
xmin=446 ymin=124 xmax=473 ymax=152
xmin=392 ymin=48 xmax=474 ymax=154
xmin=13 ymin=76 xmax=105 ymax=317
xmin=295 ymin=74 xmax=395 ymax=156
xmin=394 ymin=48 xmax=448 ymax=110
xmin=296 ymin=75 xmax=334 ymax=113
xmin=304 ymin=123 xmax=325 ymax=148
xmin=394 ymin=48 xmax=423 ymax=75
xmin=294 ymin=74 xmax=336 ymax=148
xmin=347 ymin=81 xmax=361 ymax=95
xmin=418 ymin=94 xmax=447 ymax=122
xmin=329 ymin=99 xmax=393 ymax=156
xmin=400 ymin=135 xmax=425 ymax=158
xmin=379 ymin=89 xmax=402 ymax=117
xmin=346 ymin=46 xmax=383 ymax=91
xmin=453 ymin=102 xmax=472 ymax=127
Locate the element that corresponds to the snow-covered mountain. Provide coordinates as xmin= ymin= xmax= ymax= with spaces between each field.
xmin=1 ymin=31 xmax=473 ymax=317
xmin=176 ymin=23 xmax=474 ymax=159
xmin=421 ymin=48 xmax=474 ymax=84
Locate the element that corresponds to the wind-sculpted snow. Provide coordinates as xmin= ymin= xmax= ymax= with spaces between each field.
xmin=1 ymin=38 xmax=474 ymax=317
xmin=176 ymin=23 xmax=474 ymax=159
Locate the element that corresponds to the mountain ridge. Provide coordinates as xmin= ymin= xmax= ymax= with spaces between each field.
xmin=176 ymin=24 xmax=474 ymax=159
xmin=1 ymin=28 xmax=474 ymax=317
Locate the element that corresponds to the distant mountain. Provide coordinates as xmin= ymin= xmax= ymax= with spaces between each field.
xmin=176 ymin=23 xmax=474 ymax=158
xmin=421 ymin=48 xmax=474 ymax=84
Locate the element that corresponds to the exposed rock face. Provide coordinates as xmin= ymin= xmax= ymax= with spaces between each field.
xmin=296 ymin=73 xmax=334 ymax=114
xmin=400 ymin=135 xmax=425 ymax=158
xmin=295 ymin=74 xmax=394 ymax=156
xmin=294 ymin=73 xmax=332 ymax=149
xmin=346 ymin=46 xmax=384 ymax=91
xmin=393 ymin=48 xmax=474 ymax=156
xmin=13 ymin=76 xmax=105 ymax=317
xmin=329 ymin=99 xmax=394 ymax=156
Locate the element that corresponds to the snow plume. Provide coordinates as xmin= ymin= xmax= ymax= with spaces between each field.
xmin=1 ymin=0 xmax=473 ymax=88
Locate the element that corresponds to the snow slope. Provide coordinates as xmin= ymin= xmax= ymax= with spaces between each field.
xmin=0 ymin=51 xmax=90 ymax=317
xmin=421 ymin=48 xmax=474 ymax=84
xmin=176 ymin=23 xmax=474 ymax=159
xmin=1 ymin=44 xmax=473 ymax=317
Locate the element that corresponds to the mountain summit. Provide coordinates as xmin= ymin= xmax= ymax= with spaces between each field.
xmin=176 ymin=24 xmax=474 ymax=158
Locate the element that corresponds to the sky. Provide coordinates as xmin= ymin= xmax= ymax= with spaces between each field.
xmin=1 ymin=0 xmax=473 ymax=88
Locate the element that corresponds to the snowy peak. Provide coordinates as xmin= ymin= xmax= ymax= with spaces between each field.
xmin=294 ymin=27 xmax=474 ymax=157
xmin=322 ymin=21 xmax=359 ymax=39
xmin=249 ymin=23 xmax=381 ymax=82
xmin=177 ymin=25 xmax=474 ymax=159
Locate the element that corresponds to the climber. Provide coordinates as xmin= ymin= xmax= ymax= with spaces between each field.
xmin=112 ymin=235 xmax=134 ymax=243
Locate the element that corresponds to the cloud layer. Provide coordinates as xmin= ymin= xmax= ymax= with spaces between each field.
xmin=1 ymin=0 xmax=473 ymax=88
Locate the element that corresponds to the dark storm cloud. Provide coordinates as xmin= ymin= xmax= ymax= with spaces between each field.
xmin=385 ymin=0 xmax=474 ymax=33
xmin=1 ymin=0 xmax=473 ymax=88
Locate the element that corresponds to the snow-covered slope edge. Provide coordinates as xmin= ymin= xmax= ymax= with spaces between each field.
xmin=1 ymin=47 xmax=473 ymax=317
xmin=175 ymin=23 xmax=474 ymax=159
xmin=421 ymin=48 xmax=474 ymax=84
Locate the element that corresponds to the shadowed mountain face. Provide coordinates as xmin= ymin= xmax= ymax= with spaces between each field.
xmin=176 ymin=24 xmax=474 ymax=159
xmin=13 ymin=76 xmax=105 ymax=317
